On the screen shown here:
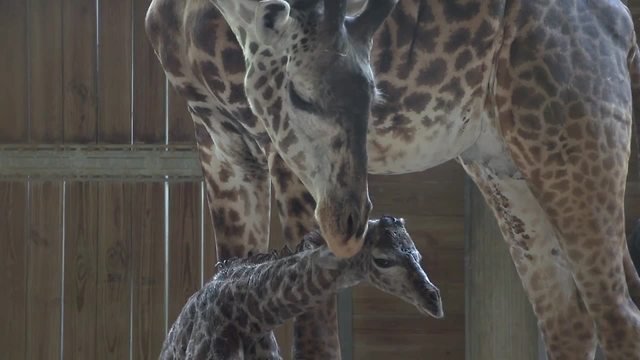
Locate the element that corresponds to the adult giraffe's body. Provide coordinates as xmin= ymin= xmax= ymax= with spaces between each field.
xmin=146 ymin=0 xmax=640 ymax=358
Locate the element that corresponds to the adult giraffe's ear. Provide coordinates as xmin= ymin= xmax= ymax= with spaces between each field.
xmin=254 ymin=0 xmax=291 ymax=48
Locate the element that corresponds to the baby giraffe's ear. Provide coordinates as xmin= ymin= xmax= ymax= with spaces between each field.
xmin=254 ymin=0 xmax=291 ymax=48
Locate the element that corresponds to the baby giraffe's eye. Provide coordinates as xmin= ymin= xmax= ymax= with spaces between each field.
xmin=373 ymin=258 xmax=394 ymax=268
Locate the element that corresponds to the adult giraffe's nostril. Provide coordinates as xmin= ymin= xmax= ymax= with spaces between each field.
xmin=345 ymin=213 xmax=355 ymax=242
xmin=342 ymin=212 xmax=356 ymax=242
xmin=355 ymin=222 xmax=366 ymax=238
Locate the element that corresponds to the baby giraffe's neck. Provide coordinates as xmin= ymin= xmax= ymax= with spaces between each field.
xmin=236 ymin=246 xmax=364 ymax=333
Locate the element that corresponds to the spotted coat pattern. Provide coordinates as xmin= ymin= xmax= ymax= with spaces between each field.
xmin=146 ymin=0 xmax=640 ymax=358
xmin=159 ymin=217 xmax=442 ymax=360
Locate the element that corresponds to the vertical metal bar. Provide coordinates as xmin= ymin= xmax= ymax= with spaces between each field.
xmin=60 ymin=181 xmax=66 ymax=360
xmin=164 ymin=181 xmax=169 ymax=335
xmin=25 ymin=179 xmax=31 ymax=360
xmin=464 ymin=175 xmax=472 ymax=360
xmin=337 ymin=289 xmax=353 ymax=360
xmin=95 ymin=0 xmax=100 ymax=142
xmin=129 ymin=0 xmax=134 ymax=146
xmin=200 ymin=181 xmax=205 ymax=288
xmin=129 ymin=186 xmax=134 ymax=360
xmin=26 ymin=0 xmax=32 ymax=144
xmin=94 ymin=0 xmax=100 ymax=142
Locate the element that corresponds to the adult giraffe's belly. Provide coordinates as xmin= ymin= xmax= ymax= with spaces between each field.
xmin=367 ymin=98 xmax=485 ymax=175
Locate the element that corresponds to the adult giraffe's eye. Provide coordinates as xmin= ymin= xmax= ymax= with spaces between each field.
xmin=373 ymin=258 xmax=394 ymax=268
xmin=288 ymin=82 xmax=318 ymax=113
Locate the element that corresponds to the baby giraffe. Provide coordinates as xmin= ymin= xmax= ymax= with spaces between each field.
xmin=159 ymin=216 xmax=443 ymax=359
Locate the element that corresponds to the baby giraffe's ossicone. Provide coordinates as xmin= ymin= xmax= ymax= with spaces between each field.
xmin=160 ymin=216 xmax=442 ymax=359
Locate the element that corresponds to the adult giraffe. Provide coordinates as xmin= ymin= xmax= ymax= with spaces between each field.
xmin=146 ymin=0 xmax=640 ymax=358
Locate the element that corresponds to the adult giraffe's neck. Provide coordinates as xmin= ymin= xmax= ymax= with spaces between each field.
xmin=242 ymin=245 xmax=365 ymax=332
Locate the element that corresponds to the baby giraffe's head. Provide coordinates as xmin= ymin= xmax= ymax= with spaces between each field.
xmin=358 ymin=216 xmax=444 ymax=318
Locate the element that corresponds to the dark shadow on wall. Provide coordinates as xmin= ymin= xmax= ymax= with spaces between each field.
xmin=630 ymin=220 xmax=640 ymax=275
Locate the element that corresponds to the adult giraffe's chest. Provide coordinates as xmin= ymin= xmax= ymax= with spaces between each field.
xmin=365 ymin=0 xmax=506 ymax=175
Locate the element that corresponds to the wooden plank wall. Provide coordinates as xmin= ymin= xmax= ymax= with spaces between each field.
xmin=0 ymin=1 xmax=465 ymax=359
xmin=355 ymin=164 xmax=466 ymax=359
xmin=1 ymin=2 xmax=639 ymax=360
xmin=0 ymin=1 xmax=213 ymax=360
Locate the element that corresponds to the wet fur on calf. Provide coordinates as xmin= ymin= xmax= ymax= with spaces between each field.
xmin=159 ymin=216 xmax=443 ymax=359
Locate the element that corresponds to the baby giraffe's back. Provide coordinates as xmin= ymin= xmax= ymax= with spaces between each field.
xmin=159 ymin=216 xmax=444 ymax=359
xmin=160 ymin=248 xmax=305 ymax=360
xmin=160 ymin=285 xmax=246 ymax=360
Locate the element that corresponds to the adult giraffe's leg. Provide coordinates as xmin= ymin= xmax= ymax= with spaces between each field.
xmin=269 ymin=153 xmax=317 ymax=242
xmin=626 ymin=43 xmax=640 ymax=305
xmin=513 ymin=134 xmax=640 ymax=358
xmin=193 ymin=109 xmax=272 ymax=259
xmin=147 ymin=0 xmax=271 ymax=260
xmin=269 ymin=153 xmax=341 ymax=360
xmin=462 ymin=161 xmax=598 ymax=359
xmin=497 ymin=5 xmax=640 ymax=354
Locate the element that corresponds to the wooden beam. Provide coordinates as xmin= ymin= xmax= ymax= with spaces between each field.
xmin=338 ymin=289 xmax=353 ymax=360
xmin=465 ymin=178 xmax=540 ymax=360
xmin=0 ymin=145 xmax=202 ymax=181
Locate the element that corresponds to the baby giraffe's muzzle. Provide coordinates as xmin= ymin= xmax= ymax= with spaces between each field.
xmin=405 ymin=257 xmax=444 ymax=318
xmin=421 ymin=284 xmax=444 ymax=318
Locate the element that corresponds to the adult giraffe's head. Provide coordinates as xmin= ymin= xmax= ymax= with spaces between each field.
xmin=243 ymin=0 xmax=397 ymax=258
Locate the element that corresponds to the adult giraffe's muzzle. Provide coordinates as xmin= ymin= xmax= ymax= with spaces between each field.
xmin=316 ymin=190 xmax=372 ymax=258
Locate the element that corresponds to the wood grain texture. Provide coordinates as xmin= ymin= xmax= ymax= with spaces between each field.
xmin=26 ymin=181 xmax=63 ymax=359
xmin=133 ymin=0 xmax=167 ymax=143
xmin=98 ymin=0 xmax=132 ymax=143
xmin=96 ymin=183 xmax=132 ymax=360
xmin=131 ymin=182 xmax=166 ymax=360
xmin=0 ymin=1 xmax=28 ymax=142
xmin=628 ymin=97 xmax=639 ymax=179
xmin=353 ymin=161 xmax=465 ymax=360
xmin=168 ymin=87 xmax=195 ymax=144
xmin=626 ymin=182 xmax=640 ymax=233
xmin=168 ymin=182 xmax=202 ymax=324
xmin=629 ymin=0 xmax=639 ymax=19
xmin=368 ymin=161 xmax=465 ymax=217
xmin=466 ymin=181 xmax=539 ymax=360
xmin=626 ymin=128 xmax=639 ymax=236
xmin=63 ymin=0 xmax=97 ymax=143
xmin=63 ymin=182 xmax=98 ymax=360
xmin=29 ymin=0 xmax=64 ymax=143
xmin=0 ymin=182 xmax=28 ymax=359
